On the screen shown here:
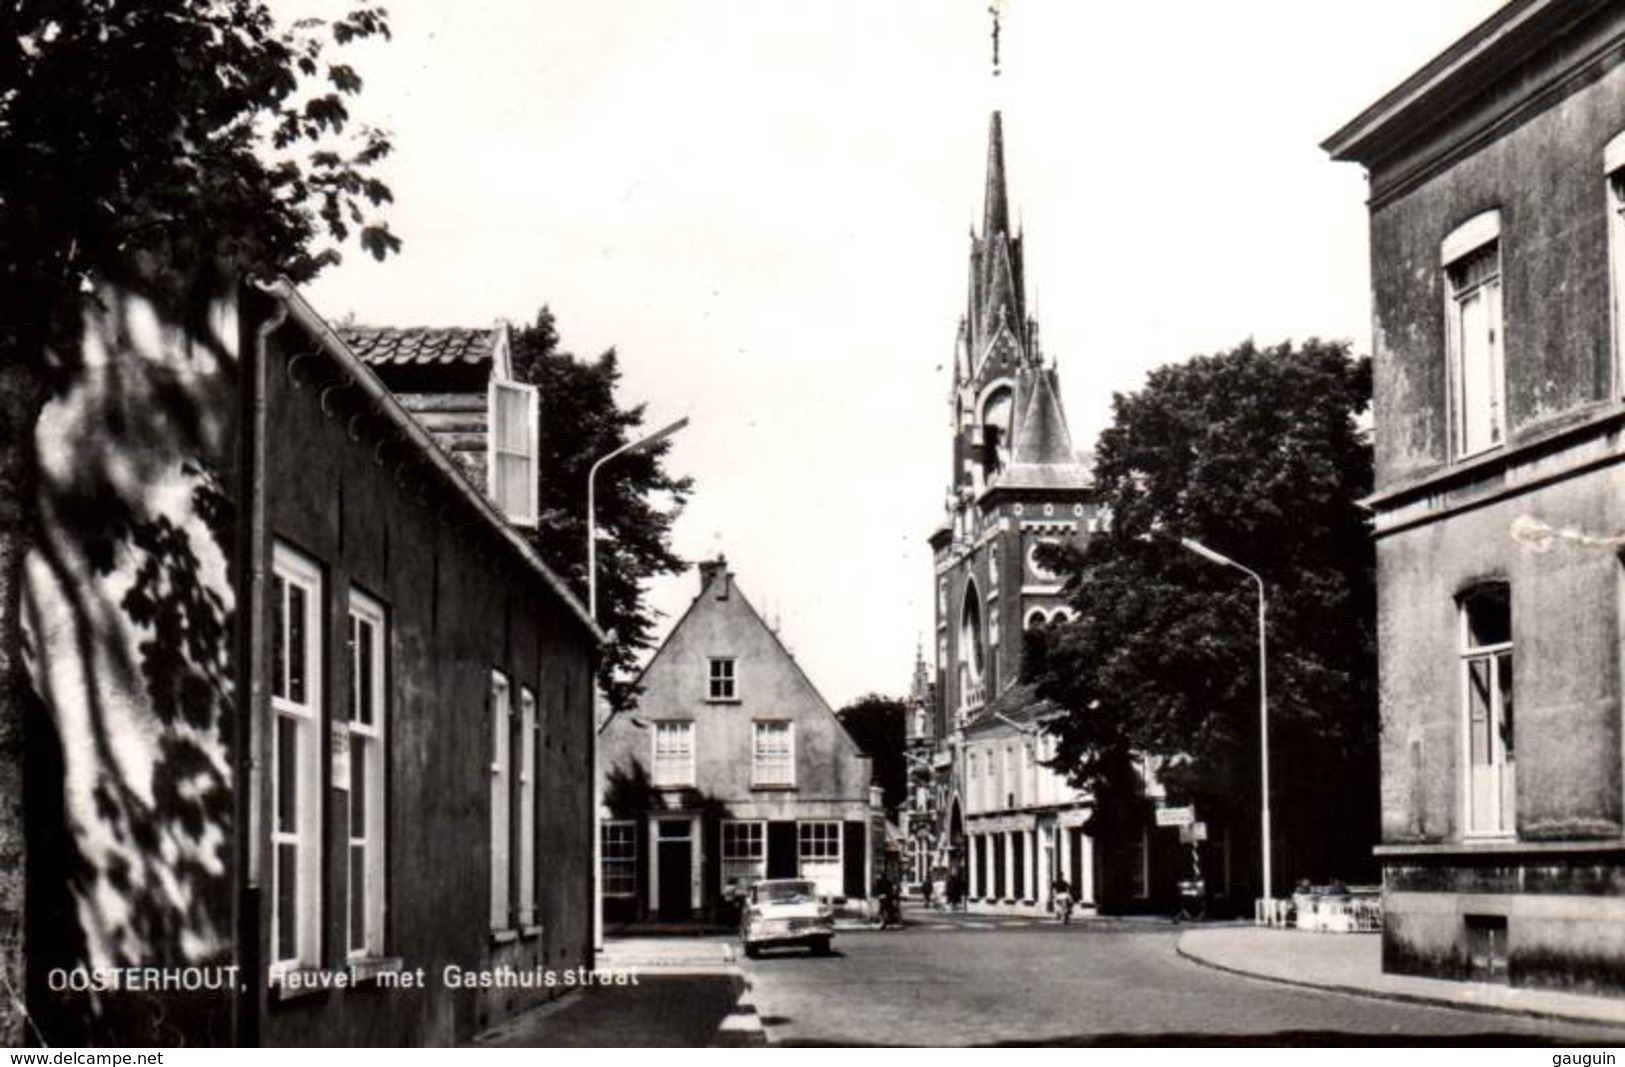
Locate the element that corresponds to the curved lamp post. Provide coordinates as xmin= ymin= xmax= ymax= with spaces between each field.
xmin=1180 ymin=537 xmax=1271 ymax=908
xmin=587 ymin=415 xmax=689 ymax=622
xmin=588 ymin=415 xmax=688 ymax=953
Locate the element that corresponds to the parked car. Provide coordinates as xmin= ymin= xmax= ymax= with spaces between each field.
xmin=739 ymin=879 xmax=835 ymax=958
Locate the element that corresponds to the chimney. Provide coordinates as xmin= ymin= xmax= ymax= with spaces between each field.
xmin=698 ymin=554 xmax=729 ymax=599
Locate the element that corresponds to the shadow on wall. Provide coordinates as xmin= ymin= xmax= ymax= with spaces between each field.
xmin=22 ymin=273 xmax=239 ymax=1045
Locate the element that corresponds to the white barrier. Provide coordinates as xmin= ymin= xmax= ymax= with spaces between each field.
xmin=1255 ymin=892 xmax=1380 ymax=932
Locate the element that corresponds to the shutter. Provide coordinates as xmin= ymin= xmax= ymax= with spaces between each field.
xmin=489 ymin=380 xmax=538 ymax=524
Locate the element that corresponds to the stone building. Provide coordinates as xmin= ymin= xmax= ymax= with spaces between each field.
xmin=1325 ymin=0 xmax=1625 ymax=993
xmin=23 ymin=272 xmax=599 ymax=1044
xmin=925 ymin=108 xmax=1104 ymax=913
xmin=597 ymin=559 xmax=875 ymax=925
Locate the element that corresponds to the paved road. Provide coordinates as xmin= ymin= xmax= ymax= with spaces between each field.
xmin=740 ymin=915 xmax=1625 ymax=1046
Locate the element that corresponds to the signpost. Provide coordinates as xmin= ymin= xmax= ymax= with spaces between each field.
xmin=1155 ymin=805 xmax=1195 ymax=828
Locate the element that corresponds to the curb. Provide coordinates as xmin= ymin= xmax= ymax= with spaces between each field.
xmin=1173 ymin=934 xmax=1625 ymax=1034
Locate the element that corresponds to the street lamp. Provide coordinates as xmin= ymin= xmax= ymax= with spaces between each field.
xmin=587 ymin=415 xmax=689 ymax=623
xmin=1179 ymin=537 xmax=1272 ymax=908
xmin=587 ymin=414 xmax=687 ymax=955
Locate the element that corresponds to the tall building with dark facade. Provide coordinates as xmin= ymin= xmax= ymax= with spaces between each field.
xmin=23 ymin=272 xmax=599 ymax=1045
xmin=1327 ymin=0 xmax=1625 ymax=994
xmin=927 ymin=110 xmax=1104 ymax=913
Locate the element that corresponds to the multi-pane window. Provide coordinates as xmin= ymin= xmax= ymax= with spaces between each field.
xmin=708 ymin=657 xmax=737 ymax=701
xmin=346 ymin=589 xmax=387 ymax=959
xmin=1462 ymin=584 xmax=1514 ymax=836
xmin=967 ymin=751 xmax=980 ymax=815
xmin=721 ymin=820 xmax=766 ymax=893
xmin=490 ymin=671 xmax=512 ymax=929
xmin=489 ymin=379 xmax=539 ymax=525
xmin=652 ymin=721 xmax=695 ymax=787
xmin=517 ymin=687 xmax=537 ymax=927
xmin=798 ymin=820 xmax=842 ymax=896
xmin=752 ymin=721 xmax=794 ymax=787
xmin=602 ymin=821 xmax=636 ymax=898
xmin=1443 ymin=214 xmax=1504 ymax=459
xmin=271 ymin=544 xmax=322 ymax=970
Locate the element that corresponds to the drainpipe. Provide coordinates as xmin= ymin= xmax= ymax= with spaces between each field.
xmin=235 ymin=284 xmax=286 ymax=1046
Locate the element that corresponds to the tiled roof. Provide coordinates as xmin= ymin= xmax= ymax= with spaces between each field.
xmin=338 ymin=326 xmax=498 ymax=367
xmin=963 ymin=682 xmax=1061 ymax=735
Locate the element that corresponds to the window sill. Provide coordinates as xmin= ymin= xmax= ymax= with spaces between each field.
xmin=704 ymin=698 xmax=741 ymax=705
xmin=269 ymin=968 xmax=338 ymax=1002
xmin=751 ymin=783 xmax=798 ymax=792
xmin=347 ymin=956 xmax=404 ymax=986
xmin=490 ymin=928 xmax=519 ymax=945
xmin=521 ymin=925 xmax=544 ymax=940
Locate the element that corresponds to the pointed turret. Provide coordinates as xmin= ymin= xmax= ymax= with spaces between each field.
xmin=996 ymin=368 xmax=1092 ymax=492
xmin=1012 ymin=371 xmax=1075 ymax=466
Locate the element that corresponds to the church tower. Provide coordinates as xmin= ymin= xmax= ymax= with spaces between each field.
xmin=929 ymin=107 xmax=1097 ymax=740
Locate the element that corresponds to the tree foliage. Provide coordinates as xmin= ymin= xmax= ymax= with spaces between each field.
xmin=511 ymin=308 xmax=692 ymax=713
xmin=836 ymin=693 xmax=908 ymax=814
xmin=0 ymin=1 xmax=398 ymax=1042
xmin=1028 ymin=339 xmax=1378 ymax=880
xmin=2 ymin=1 xmax=399 ymax=361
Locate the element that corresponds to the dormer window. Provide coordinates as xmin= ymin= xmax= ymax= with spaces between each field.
xmin=489 ymin=378 xmax=538 ymax=525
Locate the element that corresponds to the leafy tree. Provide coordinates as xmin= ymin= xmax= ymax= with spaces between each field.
xmin=0 ymin=1 xmax=397 ymax=1040
xmin=510 ymin=308 xmax=692 ymax=714
xmin=1028 ymin=339 xmax=1378 ymax=889
xmin=836 ymin=694 xmax=908 ymax=814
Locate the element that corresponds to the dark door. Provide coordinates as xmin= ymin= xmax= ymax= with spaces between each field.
xmin=1068 ymin=828 xmax=1084 ymax=898
xmin=1012 ymin=833 xmax=1026 ymax=899
xmin=767 ymin=822 xmax=798 ymax=878
xmin=657 ymin=822 xmax=692 ymax=922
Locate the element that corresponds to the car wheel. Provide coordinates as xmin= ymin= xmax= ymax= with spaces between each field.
xmin=810 ymin=937 xmax=832 ymax=956
xmin=744 ymin=943 xmax=760 ymax=959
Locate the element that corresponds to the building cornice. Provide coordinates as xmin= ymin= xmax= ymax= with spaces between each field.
xmin=1322 ymin=0 xmax=1609 ymax=166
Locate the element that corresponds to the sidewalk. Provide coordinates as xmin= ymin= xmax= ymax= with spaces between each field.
xmin=1178 ymin=925 xmax=1625 ymax=1031
xmin=471 ymin=938 xmax=765 ymax=1046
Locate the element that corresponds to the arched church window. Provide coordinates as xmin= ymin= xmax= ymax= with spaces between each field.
xmin=981 ymin=386 xmax=1014 ymax=480
xmin=960 ymin=580 xmax=986 ymax=682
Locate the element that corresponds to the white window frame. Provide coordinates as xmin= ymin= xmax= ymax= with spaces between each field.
xmin=652 ymin=720 xmax=695 ymax=788
xmin=602 ymin=820 xmax=637 ymax=898
xmin=488 ymin=378 xmax=539 ymax=526
xmin=1460 ymin=586 xmax=1515 ymax=839
xmin=707 ymin=657 xmax=737 ymax=702
xmin=346 ymin=588 xmax=388 ymax=960
xmin=752 ymin=721 xmax=795 ymax=787
xmin=490 ymin=671 xmax=512 ymax=930
xmin=721 ymin=819 xmax=767 ymax=893
xmin=1606 ymin=133 xmax=1625 ymax=394
xmin=1442 ymin=210 xmax=1505 ymax=460
xmin=271 ymin=543 xmax=322 ymax=972
xmin=797 ymin=820 xmax=842 ymax=895
xmin=517 ymin=686 xmax=537 ymax=928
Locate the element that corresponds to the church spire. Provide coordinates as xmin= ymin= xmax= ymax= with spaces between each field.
xmin=983 ymin=111 xmax=1010 ymax=244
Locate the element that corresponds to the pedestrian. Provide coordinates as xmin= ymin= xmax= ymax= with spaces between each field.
xmin=1050 ymin=875 xmax=1073 ymax=924
xmin=921 ymin=877 xmax=934 ymax=912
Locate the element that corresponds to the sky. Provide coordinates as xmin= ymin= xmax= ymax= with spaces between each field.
xmin=290 ymin=0 xmax=1506 ymax=709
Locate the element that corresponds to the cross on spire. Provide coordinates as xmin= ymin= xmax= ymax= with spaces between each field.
xmin=989 ymin=1 xmax=1003 ymax=77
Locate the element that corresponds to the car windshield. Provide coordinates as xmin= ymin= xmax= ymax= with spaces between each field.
xmin=757 ymin=881 xmax=818 ymax=904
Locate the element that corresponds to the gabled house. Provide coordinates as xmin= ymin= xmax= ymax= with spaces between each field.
xmin=23 ymin=270 xmax=598 ymax=1046
xmin=598 ymin=558 xmax=875 ymax=925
